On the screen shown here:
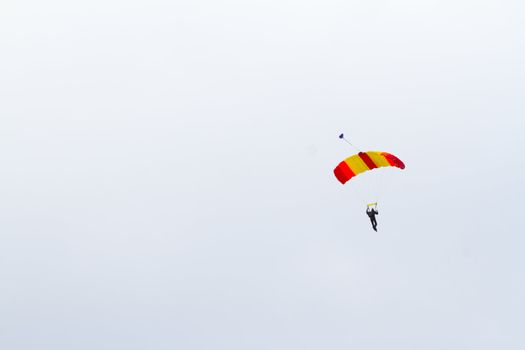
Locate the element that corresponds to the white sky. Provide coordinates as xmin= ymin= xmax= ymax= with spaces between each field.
xmin=1 ymin=1 xmax=524 ymax=349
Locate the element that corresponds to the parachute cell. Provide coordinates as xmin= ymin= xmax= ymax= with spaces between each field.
xmin=334 ymin=151 xmax=405 ymax=185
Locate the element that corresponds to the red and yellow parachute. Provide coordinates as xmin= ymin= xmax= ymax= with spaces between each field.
xmin=334 ymin=151 xmax=405 ymax=185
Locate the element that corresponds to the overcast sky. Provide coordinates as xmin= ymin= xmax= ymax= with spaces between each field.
xmin=1 ymin=0 xmax=524 ymax=349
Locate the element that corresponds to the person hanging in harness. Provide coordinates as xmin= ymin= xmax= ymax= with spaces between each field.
xmin=366 ymin=204 xmax=379 ymax=231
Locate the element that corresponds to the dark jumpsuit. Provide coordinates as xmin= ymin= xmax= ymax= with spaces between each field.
xmin=366 ymin=208 xmax=378 ymax=231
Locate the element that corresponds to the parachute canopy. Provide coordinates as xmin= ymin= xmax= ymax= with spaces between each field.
xmin=334 ymin=151 xmax=405 ymax=185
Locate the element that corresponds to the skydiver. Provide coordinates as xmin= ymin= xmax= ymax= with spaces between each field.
xmin=366 ymin=206 xmax=379 ymax=231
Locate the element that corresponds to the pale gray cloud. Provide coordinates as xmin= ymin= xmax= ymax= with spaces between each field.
xmin=1 ymin=0 xmax=524 ymax=349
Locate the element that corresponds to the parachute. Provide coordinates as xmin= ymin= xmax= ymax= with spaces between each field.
xmin=334 ymin=151 xmax=405 ymax=185
xmin=335 ymin=134 xmax=405 ymax=230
